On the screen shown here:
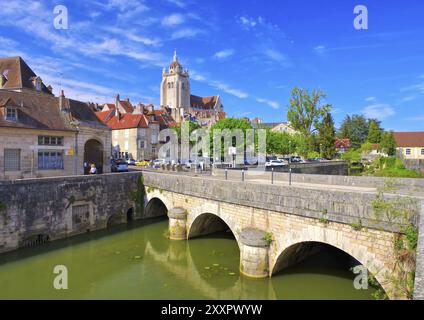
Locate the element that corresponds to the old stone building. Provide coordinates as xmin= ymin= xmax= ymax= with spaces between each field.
xmin=252 ymin=121 xmax=298 ymax=135
xmin=96 ymin=96 xmax=167 ymax=160
xmin=160 ymin=51 xmax=226 ymax=126
xmin=0 ymin=56 xmax=111 ymax=180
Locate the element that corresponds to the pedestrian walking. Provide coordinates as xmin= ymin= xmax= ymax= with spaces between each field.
xmin=89 ymin=164 xmax=97 ymax=175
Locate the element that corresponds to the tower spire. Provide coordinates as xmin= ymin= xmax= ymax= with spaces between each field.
xmin=173 ymin=49 xmax=178 ymax=62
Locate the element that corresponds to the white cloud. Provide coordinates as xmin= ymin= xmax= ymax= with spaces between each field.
xmin=401 ymin=82 xmax=424 ymax=94
xmin=239 ymin=16 xmax=258 ymax=28
xmin=126 ymin=33 xmax=162 ymax=46
xmin=210 ymin=80 xmax=248 ymax=99
xmin=401 ymin=96 xmax=416 ymax=102
xmin=171 ymin=28 xmax=203 ymax=40
xmin=162 ymin=13 xmax=185 ymax=27
xmin=365 ymin=96 xmax=377 ymax=102
xmin=190 ymin=70 xmax=207 ymax=82
xmin=213 ymin=49 xmax=235 ymax=60
xmin=104 ymin=26 xmax=162 ymax=46
xmin=0 ymin=36 xmax=18 ymax=47
xmin=257 ymin=98 xmax=280 ymax=109
xmin=106 ymin=0 xmax=147 ymax=12
xmin=237 ymin=15 xmax=281 ymax=34
xmin=362 ymin=104 xmax=395 ymax=120
xmin=263 ymin=48 xmax=291 ymax=67
xmin=191 ymin=70 xmax=248 ymax=99
xmin=166 ymin=0 xmax=187 ymax=8
xmin=314 ymin=45 xmax=327 ymax=56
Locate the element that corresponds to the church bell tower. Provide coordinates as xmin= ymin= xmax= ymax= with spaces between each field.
xmin=160 ymin=50 xmax=191 ymax=123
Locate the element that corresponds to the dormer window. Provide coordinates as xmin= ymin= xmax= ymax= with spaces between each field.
xmin=5 ymin=107 xmax=18 ymax=121
xmin=33 ymin=76 xmax=42 ymax=92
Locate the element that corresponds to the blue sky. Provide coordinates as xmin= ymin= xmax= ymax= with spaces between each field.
xmin=0 ymin=0 xmax=423 ymax=131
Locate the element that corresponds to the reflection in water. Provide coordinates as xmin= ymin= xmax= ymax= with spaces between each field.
xmin=0 ymin=219 xmax=376 ymax=299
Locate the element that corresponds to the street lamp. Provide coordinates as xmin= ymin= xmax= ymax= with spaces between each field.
xmin=288 ymin=140 xmax=292 ymax=186
xmin=70 ymin=120 xmax=81 ymax=176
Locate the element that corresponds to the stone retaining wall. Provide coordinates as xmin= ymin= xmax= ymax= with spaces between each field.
xmin=0 ymin=172 xmax=144 ymax=253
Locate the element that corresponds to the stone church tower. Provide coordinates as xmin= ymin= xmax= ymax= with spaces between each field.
xmin=160 ymin=51 xmax=190 ymax=123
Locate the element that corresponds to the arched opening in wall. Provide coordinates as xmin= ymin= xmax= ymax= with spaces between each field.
xmin=145 ymin=198 xmax=168 ymax=219
xmin=84 ymin=139 xmax=104 ymax=174
xmin=187 ymin=213 xmax=239 ymax=289
xmin=126 ymin=208 xmax=134 ymax=222
xmin=188 ymin=213 xmax=236 ymax=240
xmin=271 ymin=241 xmax=386 ymax=299
xmin=20 ymin=234 xmax=50 ymax=248
xmin=107 ymin=212 xmax=125 ymax=228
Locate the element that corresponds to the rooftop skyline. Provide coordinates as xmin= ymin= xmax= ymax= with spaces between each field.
xmin=0 ymin=0 xmax=423 ymax=131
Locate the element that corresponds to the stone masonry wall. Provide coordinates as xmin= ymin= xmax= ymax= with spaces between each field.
xmin=0 ymin=172 xmax=143 ymax=253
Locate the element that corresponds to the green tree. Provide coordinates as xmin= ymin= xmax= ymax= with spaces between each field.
xmin=337 ymin=114 xmax=369 ymax=149
xmin=287 ymin=87 xmax=332 ymax=141
xmin=367 ymin=119 xmax=383 ymax=143
xmin=171 ymin=121 xmax=200 ymax=140
xmin=317 ymin=112 xmax=336 ymax=159
xmin=210 ymin=118 xmax=253 ymax=157
xmin=292 ymin=133 xmax=310 ymax=158
xmin=341 ymin=149 xmax=361 ymax=163
xmin=361 ymin=141 xmax=373 ymax=154
xmin=266 ymin=130 xmax=294 ymax=155
xmin=380 ymin=131 xmax=397 ymax=156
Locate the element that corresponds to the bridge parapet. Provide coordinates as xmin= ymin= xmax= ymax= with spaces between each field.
xmin=142 ymin=171 xmax=419 ymax=233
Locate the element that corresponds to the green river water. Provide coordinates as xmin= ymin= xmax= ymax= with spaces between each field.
xmin=0 ymin=218 xmax=376 ymax=300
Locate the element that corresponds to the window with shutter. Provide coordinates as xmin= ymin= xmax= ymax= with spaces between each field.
xmin=4 ymin=149 xmax=21 ymax=171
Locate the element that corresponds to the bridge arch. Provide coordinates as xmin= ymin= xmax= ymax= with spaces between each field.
xmin=271 ymin=238 xmax=389 ymax=296
xmin=187 ymin=203 xmax=240 ymax=247
xmin=144 ymin=190 xmax=171 ymax=219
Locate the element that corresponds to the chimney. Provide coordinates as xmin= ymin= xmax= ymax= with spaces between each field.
xmin=115 ymin=94 xmax=120 ymax=110
xmin=133 ymin=103 xmax=144 ymax=115
xmin=126 ymin=97 xmax=130 ymax=102
xmin=47 ymin=85 xmax=53 ymax=93
xmin=147 ymin=104 xmax=154 ymax=113
xmin=59 ymin=90 xmax=66 ymax=111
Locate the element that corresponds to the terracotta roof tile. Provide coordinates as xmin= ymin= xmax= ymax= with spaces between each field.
xmin=335 ymin=138 xmax=350 ymax=149
xmin=190 ymin=95 xmax=218 ymax=110
xmin=393 ymin=132 xmax=424 ymax=148
xmin=119 ymin=100 xmax=134 ymax=113
xmin=95 ymin=110 xmax=114 ymax=123
xmin=106 ymin=113 xmax=149 ymax=130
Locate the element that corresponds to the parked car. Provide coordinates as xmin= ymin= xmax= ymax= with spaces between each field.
xmin=265 ymin=160 xmax=285 ymax=167
xmin=111 ymin=159 xmax=129 ymax=172
xmin=135 ymin=160 xmax=150 ymax=167
xmin=152 ymin=159 xmax=168 ymax=167
xmin=127 ymin=158 xmax=136 ymax=166
xmin=185 ymin=160 xmax=199 ymax=169
xmin=277 ymin=157 xmax=289 ymax=163
xmin=291 ymin=156 xmax=302 ymax=163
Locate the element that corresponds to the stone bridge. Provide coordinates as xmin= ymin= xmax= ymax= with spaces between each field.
xmin=0 ymin=170 xmax=423 ymax=299
xmin=141 ymin=170 xmax=424 ymax=299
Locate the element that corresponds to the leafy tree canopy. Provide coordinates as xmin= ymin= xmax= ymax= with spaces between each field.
xmin=287 ymin=87 xmax=331 ymax=139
